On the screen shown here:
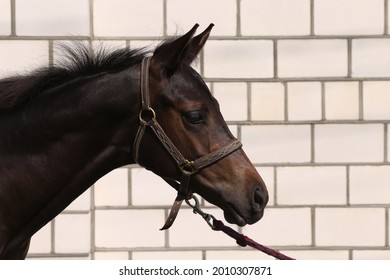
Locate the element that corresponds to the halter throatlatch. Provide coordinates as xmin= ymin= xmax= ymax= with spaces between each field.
xmin=133 ymin=56 xmax=242 ymax=230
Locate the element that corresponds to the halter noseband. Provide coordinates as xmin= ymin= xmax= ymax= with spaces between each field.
xmin=133 ymin=56 xmax=242 ymax=230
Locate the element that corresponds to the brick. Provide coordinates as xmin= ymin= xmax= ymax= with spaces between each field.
xmin=204 ymin=40 xmax=273 ymax=78
xmin=315 ymin=124 xmax=384 ymax=163
xmin=350 ymin=166 xmax=390 ymax=204
xmin=167 ymin=0 xmax=236 ymax=36
xmin=94 ymin=168 xmax=128 ymax=206
xmin=287 ymin=82 xmax=322 ymax=121
xmin=0 ymin=41 xmax=49 ymax=78
xmin=94 ymin=252 xmax=129 ymax=260
xmin=316 ymin=208 xmax=386 ymax=246
xmin=0 ymin=0 xmax=11 ymax=35
xmin=251 ymin=83 xmax=285 ymax=121
xmin=277 ymin=166 xmax=346 ymax=205
xmin=65 ymin=189 xmax=90 ymax=211
xmin=242 ymin=208 xmax=312 ymax=246
xmin=325 ymin=82 xmax=360 ymax=120
xmin=213 ymin=83 xmax=247 ymax=121
xmin=278 ymin=40 xmax=348 ymax=78
xmin=353 ymin=250 xmax=390 ymax=260
xmin=363 ymin=82 xmax=390 ymax=120
xmin=93 ymin=0 xmax=163 ymax=36
xmin=28 ymin=223 xmax=52 ymax=254
xmin=95 ymin=209 xmax=165 ymax=248
xmin=256 ymin=167 xmax=275 ymax=206
xmin=352 ymin=39 xmax=390 ymax=77
xmin=16 ymin=0 xmax=89 ymax=36
xmin=281 ymin=250 xmax=349 ymax=260
xmin=131 ymin=167 xmax=176 ymax=206
xmin=315 ymin=0 xmax=384 ymax=35
xmin=133 ymin=251 xmax=202 ymax=260
xmin=241 ymin=0 xmax=310 ymax=36
xmin=169 ymin=209 xmax=237 ymax=247
xmin=241 ymin=125 xmax=311 ymax=164
xmin=206 ymin=250 xmax=274 ymax=260
xmin=54 ymin=214 xmax=91 ymax=253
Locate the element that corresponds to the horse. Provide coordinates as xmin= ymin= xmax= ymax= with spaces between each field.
xmin=0 ymin=24 xmax=268 ymax=259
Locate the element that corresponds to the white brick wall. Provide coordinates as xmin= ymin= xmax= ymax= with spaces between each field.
xmin=0 ymin=0 xmax=387 ymax=260
xmin=0 ymin=0 xmax=11 ymax=35
xmin=278 ymin=40 xmax=348 ymax=78
xmin=241 ymin=0 xmax=311 ymax=36
xmin=352 ymin=39 xmax=390 ymax=77
xmin=0 ymin=41 xmax=49 ymax=78
xmin=314 ymin=0 xmax=384 ymax=35
xmin=204 ymin=40 xmax=274 ymax=78
xmin=16 ymin=0 xmax=90 ymax=36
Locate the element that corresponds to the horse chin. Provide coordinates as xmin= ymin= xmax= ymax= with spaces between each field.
xmin=223 ymin=204 xmax=247 ymax=227
xmin=224 ymin=210 xmax=247 ymax=227
xmin=223 ymin=203 xmax=265 ymax=227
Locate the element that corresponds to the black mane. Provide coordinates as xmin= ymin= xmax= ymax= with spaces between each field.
xmin=0 ymin=43 xmax=149 ymax=111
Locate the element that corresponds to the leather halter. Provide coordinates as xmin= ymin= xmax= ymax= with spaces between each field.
xmin=133 ymin=56 xmax=242 ymax=230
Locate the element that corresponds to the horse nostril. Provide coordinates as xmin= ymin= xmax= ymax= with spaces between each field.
xmin=253 ymin=187 xmax=266 ymax=210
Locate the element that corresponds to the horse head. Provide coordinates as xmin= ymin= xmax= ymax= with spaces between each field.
xmin=134 ymin=24 xmax=268 ymax=227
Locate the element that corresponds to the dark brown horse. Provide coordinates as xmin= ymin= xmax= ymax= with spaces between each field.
xmin=0 ymin=24 xmax=268 ymax=259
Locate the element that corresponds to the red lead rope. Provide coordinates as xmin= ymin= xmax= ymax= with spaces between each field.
xmin=185 ymin=196 xmax=295 ymax=260
xmin=212 ymin=219 xmax=295 ymax=260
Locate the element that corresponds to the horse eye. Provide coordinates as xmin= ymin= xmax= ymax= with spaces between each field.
xmin=182 ymin=110 xmax=205 ymax=125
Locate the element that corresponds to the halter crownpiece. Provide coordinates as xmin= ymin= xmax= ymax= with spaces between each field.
xmin=133 ymin=56 xmax=242 ymax=230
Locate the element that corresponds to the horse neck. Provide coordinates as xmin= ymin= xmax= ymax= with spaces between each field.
xmin=0 ymin=66 xmax=140 ymax=252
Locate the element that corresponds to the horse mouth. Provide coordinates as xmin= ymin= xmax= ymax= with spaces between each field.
xmin=223 ymin=203 xmax=247 ymax=227
xmin=223 ymin=202 xmax=265 ymax=227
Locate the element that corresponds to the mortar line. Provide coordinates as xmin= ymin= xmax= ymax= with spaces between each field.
xmin=359 ymin=81 xmax=364 ymax=120
xmin=11 ymin=0 xmax=16 ymax=36
xmin=347 ymin=39 xmax=352 ymax=78
xmin=247 ymin=82 xmax=251 ymax=121
xmin=283 ymin=82 xmax=288 ymax=122
xmin=273 ymin=39 xmax=278 ymax=78
xmin=321 ymin=81 xmax=326 ymax=121
xmin=273 ymin=166 xmax=278 ymax=206
xmin=385 ymin=0 xmax=388 ymax=35
xmin=311 ymin=207 xmax=316 ymax=247
xmin=89 ymin=0 xmax=94 ymax=39
xmin=311 ymin=124 xmax=315 ymax=163
xmin=48 ymin=40 xmax=54 ymax=67
xmin=90 ymin=185 xmax=96 ymax=260
xmin=236 ymin=0 xmax=241 ymax=36
xmin=310 ymin=0 xmax=315 ymax=36
xmin=163 ymin=0 xmax=167 ymax=37
xmin=346 ymin=165 xmax=351 ymax=206
xmin=385 ymin=208 xmax=389 ymax=247
xmin=128 ymin=167 xmax=133 ymax=207
xmin=384 ymin=124 xmax=388 ymax=163
xmin=51 ymin=220 xmax=55 ymax=254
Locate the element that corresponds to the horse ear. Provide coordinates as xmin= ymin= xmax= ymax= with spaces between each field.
xmin=152 ymin=24 xmax=199 ymax=75
xmin=182 ymin=23 xmax=214 ymax=65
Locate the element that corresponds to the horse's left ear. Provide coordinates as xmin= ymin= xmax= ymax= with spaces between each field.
xmin=152 ymin=24 xmax=213 ymax=76
xmin=182 ymin=23 xmax=214 ymax=65
xmin=151 ymin=24 xmax=199 ymax=75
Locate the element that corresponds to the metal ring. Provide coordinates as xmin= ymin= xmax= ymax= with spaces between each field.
xmin=138 ymin=107 xmax=156 ymax=124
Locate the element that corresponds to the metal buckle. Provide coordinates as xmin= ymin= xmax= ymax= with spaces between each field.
xmin=179 ymin=159 xmax=197 ymax=174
